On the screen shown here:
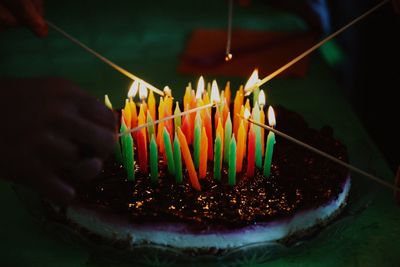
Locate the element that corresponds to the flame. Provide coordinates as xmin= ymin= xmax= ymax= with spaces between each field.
xmin=163 ymin=86 xmax=172 ymax=97
xmin=244 ymin=69 xmax=259 ymax=93
xmin=139 ymin=81 xmax=148 ymax=100
xmin=244 ymin=108 xmax=251 ymax=120
xmin=210 ymin=80 xmax=220 ymax=103
xmin=258 ymin=90 xmax=266 ymax=106
xmin=225 ymin=53 xmax=233 ymax=62
xmin=268 ymin=106 xmax=276 ymax=127
xmin=128 ymin=80 xmax=139 ymax=98
xmin=196 ymin=76 xmax=205 ymax=99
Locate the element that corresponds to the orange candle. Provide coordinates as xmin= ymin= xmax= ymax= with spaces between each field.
xmin=204 ymin=109 xmax=213 ymax=160
xmin=184 ymin=86 xmax=191 ymax=110
xmin=148 ymin=89 xmax=156 ymax=123
xmin=156 ymin=98 xmax=165 ymax=153
xmin=129 ymin=98 xmax=138 ymax=128
xmin=224 ymin=81 xmax=231 ymax=108
xmin=122 ymin=99 xmax=131 ymax=129
xmin=247 ymin=124 xmax=256 ymax=177
xmin=177 ymin=127 xmax=201 ymax=191
xmin=199 ymin=127 xmax=208 ymax=179
xmin=236 ymin=119 xmax=245 ymax=172
xmin=233 ymin=85 xmax=244 ymax=136
xmin=181 ymin=113 xmax=193 ymax=145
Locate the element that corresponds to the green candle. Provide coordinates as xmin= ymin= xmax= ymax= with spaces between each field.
xmin=253 ymin=103 xmax=262 ymax=168
xmin=146 ymin=110 xmax=155 ymax=140
xmin=150 ymin=134 xmax=158 ymax=184
xmin=253 ymin=87 xmax=260 ymax=108
xmin=223 ymin=113 xmax=232 ymax=164
xmin=263 ymin=131 xmax=275 ymax=177
xmin=213 ymin=134 xmax=222 ymax=181
xmin=174 ymin=102 xmax=181 ymax=131
xmin=193 ymin=112 xmax=202 ymax=169
xmin=120 ymin=120 xmax=135 ymax=181
xmin=228 ymin=135 xmax=237 ymax=186
xmin=163 ymin=128 xmax=175 ymax=175
xmin=173 ymin=133 xmax=183 ymax=183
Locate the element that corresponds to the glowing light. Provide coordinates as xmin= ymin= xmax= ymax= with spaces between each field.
xmin=196 ymin=76 xmax=205 ymax=100
xmin=258 ymin=90 xmax=266 ymax=107
xmin=244 ymin=69 xmax=260 ymax=95
xmin=225 ymin=53 xmax=233 ymax=62
xmin=268 ymin=106 xmax=276 ymax=127
xmin=139 ymin=81 xmax=148 ymax=100
xmin=210 ymin=80 xmax=221 ymax=103
xmin=128 ymin=80 xmax=139 ymax=98
xmin=163 ymin=86 xmax=172 ymax=97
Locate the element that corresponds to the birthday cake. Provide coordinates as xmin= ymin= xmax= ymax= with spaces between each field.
xmin=51 ymin=76 xmax=350 ymax=255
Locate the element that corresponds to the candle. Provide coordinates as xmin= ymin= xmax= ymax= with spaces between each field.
xmin=163 ymin=128 xmax=175 ymax=175
xmin=183 ymin=85 xmax=191 ymax=112
xmin=228 ymin=135 xmax=237 ymax=186
xmin=199 ymin=127 xmax=208 ymax=179
xmin=213 ymin=133 xmax=222 ymax=181
xmin=216 ymin=118 xmax=224 ymax=158
xmin=193 ymin=111 xmax=202 ymax=169
xmin=177 ymin=127 xmax=201 ymax=191
xmin=181 ymin=112 xmax=192 ymax=145
xmin=244 ymin=69 xmax=260 ymax=105
xmin=247 ymin=124 xmax=256 ymax=177
xmin=120 ymin=119 xmax=135 ymax=181
xmin=236 ymin=119 xmax=245 ymax=172
xmin=252 ymin=103 xmax=262 ymax=168
xmin=223 ymin=113 xmax=232 ymax=164
xmin=225 ymin=81 xmax=231 ymax=108
xmin=204 ymin=109 xmax=213 ymax=160
xmin=137 ymin=105 xmax=148 ymax=174
xmin=150 ymin=134 xmax=158 ymax=184
xmin=146 ymin=111 xmax=155 ymax=140
xmin=148 ymin=89 xmax=156 ymax=122
xmin=173 ymin=133 xmax=183 ymax=184
xmin=122 ymin=99 xmax=132 ymax=128
xmin=156 ymin=98 xmax=165 ymax=153
xmin=104 ymin=94 xmax=113 ymax=109
xmin=129 ymin=99 xmax=138 ymax=128
xmin=233 ymin=85 xmax=244 ymax=136
xmin=259 ymin=90 xmax=266 ymax=156
xmin=196 ymin=76 xmax=205 ymax=100
xmin=263 ymin=106 xmax=276 ymax=177
xmin=174 ymin=102 xmax=181 ymax=130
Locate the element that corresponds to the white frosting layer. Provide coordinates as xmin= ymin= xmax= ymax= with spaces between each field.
xmin=66 ymin=177 xmax=350 ymax=249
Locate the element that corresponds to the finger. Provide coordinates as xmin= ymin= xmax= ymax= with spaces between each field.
xmin=35 ymin=168 xmax=76 ymax=205
xmin=37 ymin=131 xmax=79 ymax=168
xmin=78 ymin=95 xmax=117 ymax=131
xmin=53 ymin=112 xmax=116 ymax=158
xmin=4 ymin=0 xmax=47 ymax=36
xmin=70 ymin=157 xmax=103 ymax=183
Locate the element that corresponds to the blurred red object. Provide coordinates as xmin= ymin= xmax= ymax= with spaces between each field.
xmin=178 ymin=29 xmax=316 ymax=78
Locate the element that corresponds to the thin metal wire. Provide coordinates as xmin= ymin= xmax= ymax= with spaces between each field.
xmin=225 ymin=0 xmax=233 ymax=61
xmin=245 ymin=0 xmax=390 ymax=95
xmin=241 ymin=115 xmax=399 ymax=193
xmin=46 ymin=20 xmax=164 ymax=96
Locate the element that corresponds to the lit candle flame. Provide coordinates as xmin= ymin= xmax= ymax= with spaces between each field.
xmin=210 ymin=80 xmax=221 ymax=103
xmin=268 ymin=106 xmax=276 ymax=127
xmin=163 ymin=86 xmax=172 ymax=97
xmin=139 ymin=81 xmax=148 ymax=100
xmin=244 ymin=108 xmax=251 ymax=120
xmin=258 ymin=90 xmax=266 ymax=107
xmin=196 ymin=76 xmax=205 ymax=100
xmin=244 ymin=69 xmax=260 ymax=94
xmin=225 ymin=53 xmax=233 ymax=62
xmin=128 ymin=80 xmax=139 ymax=98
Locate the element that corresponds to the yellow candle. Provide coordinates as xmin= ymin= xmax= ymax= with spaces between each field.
xmin=233 ymin=85 xmax=244 ymax=136
xmin=199 ymin=127 xmax=208 ymax=179
xmin=148 ymin=89 xmax=156 ymax=123
xmin=177 ymin=127 xmax=201 ymax=191
xmin=260 ymin=106 xmax=265 ymax=156
xmin=236 ymin=119 xmax=245 ymax=172
xmin=122 ymin=99 xmax=131 ymax=128
xmin=225 ymin=81 xmax=231 ymax=108
xmin=128 ymin=98 xmax=138 ymax=128
xmin=156 ymin=98 xmax=165 ymax=153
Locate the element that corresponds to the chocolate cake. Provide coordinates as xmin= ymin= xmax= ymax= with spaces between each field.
xmin=56 ymin=104 xmax=350 ymax=253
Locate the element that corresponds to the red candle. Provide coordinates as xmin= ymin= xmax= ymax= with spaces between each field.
xmin=247 ymin=125 xmax=256 ymax=177
xmin=204 ymin=109 xmax=213 ymax=160
xmin=136 ymin=130 xmax=148 ymax=174
xmin=181 ymin=114 xmax=193 ymax=145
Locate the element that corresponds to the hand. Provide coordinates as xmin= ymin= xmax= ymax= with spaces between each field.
xmin=0 ymin=77 xmax=116 ymax=205
xmin=0 ymin=0 xmax=47 ymax=36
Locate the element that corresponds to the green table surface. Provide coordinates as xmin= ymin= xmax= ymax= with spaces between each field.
xmin=1 ymin=1 xmax=399 ymax=266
